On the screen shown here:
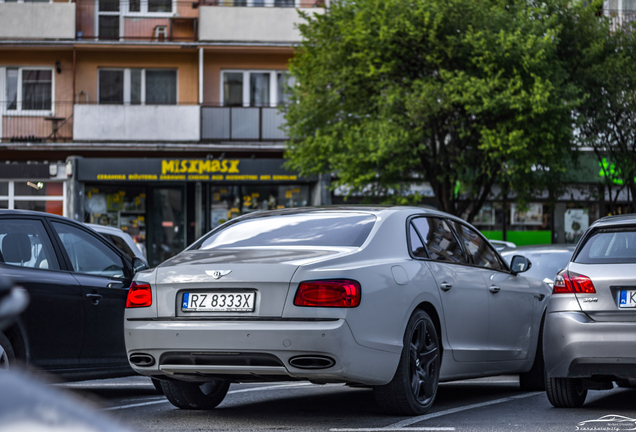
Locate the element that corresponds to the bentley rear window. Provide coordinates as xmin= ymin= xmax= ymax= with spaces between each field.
xmin=197 ymin=213 xmax=376 ymax=249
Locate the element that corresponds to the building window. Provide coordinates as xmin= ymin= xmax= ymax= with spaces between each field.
xmin=98 ymin=68 xmax=177 ymax=105
xmin=126 ymin=0 xmax=173 ymax=13
xmin=4 ymin=67 xmax=54 ymax=112
xmin=0 ymin=181 xmax=65 ymax=217
xmin=95 ymin=0 xmax=174 ymax=40
xmin=216 ymin=0 xmax=300 ymax=6
xmin=221 ymin=70 xmax=295 ymax=107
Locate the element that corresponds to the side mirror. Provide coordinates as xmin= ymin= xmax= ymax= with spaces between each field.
xmin=132 ymin=257 xmax=149 ymax=274
xmin=510 ymin=255 xmax=532 ymax=274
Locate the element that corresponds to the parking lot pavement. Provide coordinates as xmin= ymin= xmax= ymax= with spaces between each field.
xmin=55 ymin=375 xmax=635 ymax=432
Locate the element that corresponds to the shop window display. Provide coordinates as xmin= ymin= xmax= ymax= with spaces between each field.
xmin=85 ymin=186 xmax=147 ymax=248
xmin=210 ymin=185 xmax=309 ymax=229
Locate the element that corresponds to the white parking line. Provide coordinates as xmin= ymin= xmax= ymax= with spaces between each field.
xmin=384 ymin=392 xmax=543 ymax=429
xmin=331 ymin=428 xmax=455 ymax=431
xmin=102 ymin=382 xmax=319 ymax=411
xmin=59 ymin=382 xmax=154 ymax=388
xmin=228 ymin=382 xmax=317 ymax=394
xmin=103 ymin=397 xmax=168 ymax=411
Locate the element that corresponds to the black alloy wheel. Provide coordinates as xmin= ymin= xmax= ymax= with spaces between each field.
xmin=374 ymin=309 xmax=440 ymax=415
xmin=409 ymin=315 xmax=439 ymax=405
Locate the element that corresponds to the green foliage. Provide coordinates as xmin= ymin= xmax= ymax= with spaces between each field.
xmin=284 ymin=0 xmax=608 ymax=219
xmin=575 ymin=18 xmax=636 ymax=213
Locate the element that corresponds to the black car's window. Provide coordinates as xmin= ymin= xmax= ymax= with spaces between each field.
xmin=575 ymin=229 xmax=636 ymax=264
xmin=411 ymin=217 xmax=466 ymax=264
xmin=451 ymin=221 xmax=503 ymax=270
xmin=197 ymin=213 xmax=376 ymax=249
xmin=409 ymin=223 xmax=428 ymax=258
xmin=104 ymin=234 xmax=137 ymax=261
xmin=0 ymin=219 xmax=59 ymax=270
xmin=51 ymin=222 xmax=125 ymax=278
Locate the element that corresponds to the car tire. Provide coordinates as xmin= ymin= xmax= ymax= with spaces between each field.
xmin=519 ymin=316 xmax=545 ymax=391
xmin=0 ymin=332 xmax=15 ymax=369
xmin=546 ymin=377 xmax=587 ymax=408
xmin=373 ymin=309 xmax=440 ymax=416
xmin=161 ymin=379 xmax=230 ymax=410
xmin=151 ymin=378 xmax=164 ymax=395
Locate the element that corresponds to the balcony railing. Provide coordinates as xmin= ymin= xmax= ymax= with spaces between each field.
xmin=201 ymin=105 xmax=287 ymax=141
xmin=1 ymin=102 xmax=288 ymax=143
xmin=600 ymin=9 xmax=636 ymax=31
xmin=0 ymin=2 xmax=75 ymax=40
xmin=76 ymin=1 xmax=199 ymax=42
xmin=75 ymin=0 xmax=323 ymax=42
xmin=1 ymin=102 xmax=73 ymax=142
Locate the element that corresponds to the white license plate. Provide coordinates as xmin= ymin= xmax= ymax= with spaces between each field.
xmin=182 ymin=292 xmax=255 ymax=312
xmin=619 ymin=290 xmax=636 ymax=308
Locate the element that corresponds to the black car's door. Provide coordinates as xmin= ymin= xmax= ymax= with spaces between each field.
xmin=0 ymin=216 xmax=84 ymax=369
xmin=49 ymin=220 xmax=132 ymax=368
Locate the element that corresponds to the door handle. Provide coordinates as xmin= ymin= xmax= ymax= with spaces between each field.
xmin=107 ymin=282 xmax=125 ymax=289
xmin=489 ymin=285 xmax=500 ymax=294
xmin=86 ymin=293 xmax=103 ymax=305
xmin=440 ymin=282 xmax=452 ymax=291
xmin=534 ymin=294 xmax=545 ymax=301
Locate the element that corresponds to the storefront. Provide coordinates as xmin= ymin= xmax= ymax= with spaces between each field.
xmin=0 ymin=162 xmax=69 ymax=216
xmin=70 ymin=157 xmax=319 ymax=266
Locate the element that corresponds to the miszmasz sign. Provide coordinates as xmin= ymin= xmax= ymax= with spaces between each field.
xmin=77 ymin=158 xmax=304 ymax=182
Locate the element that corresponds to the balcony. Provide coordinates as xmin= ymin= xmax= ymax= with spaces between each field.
xmin=73 ymin=104 xmax=200 ymax=141
xmin=201 ymin=106 xmax=287 ymax=141
xmin=1 ymin=103 xmax=288 ymax=144
xmin=0 ymin=2 xmax=75 ymax=40
xmin=76 ymin=0 xmax=198 ymax=42
xmin=1 ymin=102 xmax=73 ymax=143
xmin=601 ymin=8 xmax=636 ymax=32
xmin=198 ymin=2 xmax=325 ymax=43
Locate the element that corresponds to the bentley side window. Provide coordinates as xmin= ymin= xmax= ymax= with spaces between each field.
xmin=451 ymin=221 xmax=503 ymax=270
xmin=409 ymin=222 xmax=428 ymax=258
xmin=411 ymin=217 xmax=466 ymax=264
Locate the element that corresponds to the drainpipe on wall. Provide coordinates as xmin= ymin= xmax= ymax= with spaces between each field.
xmin=72 ymin=48 xmax=76 ymax=103
xmin=65 ymin=156 xmax=84 ymax=222
xmin=198 ymin=48 xmax=204 ymax=105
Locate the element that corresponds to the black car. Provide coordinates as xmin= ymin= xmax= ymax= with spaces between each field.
xmin=0 ymin=210 xmax=147 ymax=380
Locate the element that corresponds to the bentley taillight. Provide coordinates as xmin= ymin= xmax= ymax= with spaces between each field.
xmin=294 ymin=279 xmax=361 ymax=308
xmin=126 ymin=282 xmax=152 ymax=308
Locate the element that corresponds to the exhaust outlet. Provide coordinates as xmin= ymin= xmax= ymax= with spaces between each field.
xmin=288 ymin=355 xmax=335 ymax=369
xmin=129 ymin=353 xmax=155 ymax=367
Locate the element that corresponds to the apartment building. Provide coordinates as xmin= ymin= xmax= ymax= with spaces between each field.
xmin=0 ymin=0 xmax=328 ymax=266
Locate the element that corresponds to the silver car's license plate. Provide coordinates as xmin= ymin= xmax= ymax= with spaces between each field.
xmin=619 ymin=290 xmax=636 ymax=308
xmin=182 ymin=292 xmax=255 ymax=312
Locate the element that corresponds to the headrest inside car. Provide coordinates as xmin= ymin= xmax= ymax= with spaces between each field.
xmin=2 ymin=233 xmax=32 ymax=264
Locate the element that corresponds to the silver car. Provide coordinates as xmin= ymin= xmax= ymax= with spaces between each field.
xmin=124 ymin=207 xmax=550 ymax=415
xmin=544 ymin=215 xmax=636 ymax=408
xmin=501 ymin=244 xmax=575 ymax=289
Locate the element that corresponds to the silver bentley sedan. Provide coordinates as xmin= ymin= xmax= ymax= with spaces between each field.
xmin=124 ymin=207 xmax=550 ymax=415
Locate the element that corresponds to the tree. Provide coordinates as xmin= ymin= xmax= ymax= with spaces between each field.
xmin=576 ymin=17 xmax=636 ymax=215
xmin=284 ymin=0 xmax=603 ymax=220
